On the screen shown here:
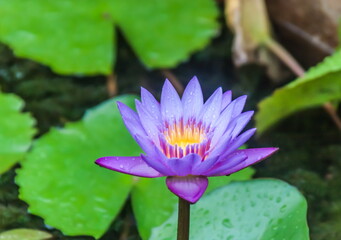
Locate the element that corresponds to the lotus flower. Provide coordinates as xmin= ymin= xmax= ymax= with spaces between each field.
xmin=96 ymin=77 xmax=278 ymax=203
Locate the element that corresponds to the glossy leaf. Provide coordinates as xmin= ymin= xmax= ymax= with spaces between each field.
xmin=0 ymin=92 xmax=35 ymax=174
xmin=0 ymin=229 xmax=52 ymax=240
xmin=16 ymin=95 xmax=141 ymax=238
xmin=256 ymin=51 xmax=341 ymax=133
xmin=0 ymin=0 xmax=218 ymax=75
xmin=150 ymin=179 xmax=309 ymax=240
xmin=132 ymin=168 xmax=254 ymax=240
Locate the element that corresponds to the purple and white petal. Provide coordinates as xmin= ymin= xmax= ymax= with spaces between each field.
xmin=204 ymin=151 xmax=247 ymax=176
xmin=218 ymin=128 xmax=257 ymax=160
xmin=198 ymin=87 xmax=223 ymax=127
xmin=134 ymin=135 xmax=174 ymax=175
xmin=182 ymin=76 xmax=204 ymax=122
xmin=221 ymin=90 xmax=232 ymax=110
xmin=231 ymin=95 xmax=247 ymax=118
xmin=210 ymin=100 xmax=236 ymax=146
xmin=191 ymin=156 xmax=219 ymax=175
xmin=161 ymin=79 xmax=183 ymax=124
xmin=117 ymin=101 xmax=147 ymax=138
xmin=167 ymin=153 xmax=201 ymax=176
xmin=141 ymin=87 xmax=162 ymax=121
xmin=166 ymin=176 xmax=208 ymax=203
xmin=208 ymin=133 xmax=233 ymax=160
xmin=95 ymin=156 xmax=163 ymax=178
xmin=214 ymin=147 xmax=279 ymax=176
xmin=227 ymin=111 xmax=254 ymax=139
xmin=135 ymin=100 xmax=161 ymax=142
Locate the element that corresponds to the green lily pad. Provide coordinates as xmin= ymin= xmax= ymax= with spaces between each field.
xmin=16 ymin=95 xmax=141 ymax=238
xmin=132 ymin=168 xmax=254 ymax=240
xmin=0 ymin=92 xmax=35 ymax=174
xmin=0 ymin=228 xmax=52 ymax=240
xmin=0 ymin=0 xmax=218 ymax=75
xmin=150 ymin=179 xmax=309 ymax=240
xmin=255 ymin=50 xmax=341 ymax=134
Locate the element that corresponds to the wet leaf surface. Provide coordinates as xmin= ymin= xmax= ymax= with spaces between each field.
xmin=150 ymin=179 xmax=309 ymax=240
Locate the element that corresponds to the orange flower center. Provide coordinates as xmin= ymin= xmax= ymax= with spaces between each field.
xmin=164 ymin=121 xmax=205 ymax=148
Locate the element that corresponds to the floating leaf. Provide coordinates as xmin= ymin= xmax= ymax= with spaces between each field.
xmin=0 ymin=0 xmax=219 ymax=75
xmin=0 ymin=92 xmax=35 ymax=174
xmin=0 ymin=229 xmax=52 ymax=240
xmin=132 ymin=168 xmax=254 ymax=240
xmin=256 ymin=51 xmax=341 ymax=134
xmin=16 ymin=95 xmax=141 ymax=238
xmin=150 ymin=179 xmax=309 ymax=240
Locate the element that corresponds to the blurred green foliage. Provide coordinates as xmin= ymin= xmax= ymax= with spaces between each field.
xmin=0 ymin=228 xmax=52 ymax=240
xmin=0 ymin=0 xmax=219 ymax=75
xmin=0 ymin=92 xmax=35 ymax=174
xmin=256 ymin=50 xmax=341 ymax=134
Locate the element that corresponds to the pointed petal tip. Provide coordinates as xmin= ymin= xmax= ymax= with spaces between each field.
xmin=116 ymin=101 xmax=124 ymax=108
xmin=95 ymin=156 xmax=163 ymax=178
xmin=188 ymin=75 xmax=199 ymax=84
xmin=163 ymin=78 xmax=172 ymax=87
xmin=140 ymin=87 xmax=154 ymax=97
xmin=116 ymin=101 xmax=133 ymax=114
xmin=166 ymin=176 xmax=208 ymax=204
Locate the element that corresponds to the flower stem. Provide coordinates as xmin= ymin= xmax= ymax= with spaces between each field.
xmin=177 ymin=197 xmax=190 ymax=240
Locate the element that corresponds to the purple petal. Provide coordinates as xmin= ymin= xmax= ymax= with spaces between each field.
xmin=232 ymin=95 xmax=247 ymax=118
xmin=182 ymin=76 xmax=204 ymax=121
xmin=198 ymin=87 xmax=223 ymax=127
xmin=166 ymin=176 xmax=208 ymax=203
xmin=117 ymin=101 xmax=146 ymax=138
xmin=161 ymin=79 xmax=182 ymax=124
xmin=219 ymin=128 xmax=257 ymax=159
xmin=210 ymin=100 xmax=236 ymax=146
xmin=221 ymin=90 xmax=232 ymax=110
xmin=210 ymin=128 xmax=256 ymax=161
xmin=208 ymin=133 xmax=232 ymax=160
xmin=95 ymin=156 xmax=163 ymax=178
xmin=228 ymin=111 xmax=254 ymax=139
xmin=215 ymin=147 xmax=279 ymax=176
xmin=204 ymin=151 xmax=247 ymax=176
xmin=134 ymin=135 xmax=174 ymax=175
xmin=141 ymin=87 xmax=162 ymax=121
xmin=135 ymin=100 xmax=161 ymax=142
xmin=167 ymin=153 xmax=201 ymax=176
xmin=191 ymin=156 xmax=219 ymax=175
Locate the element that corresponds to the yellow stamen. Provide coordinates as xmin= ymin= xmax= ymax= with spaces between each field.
xmin=164 ymin=121 xmax=205 ymax=148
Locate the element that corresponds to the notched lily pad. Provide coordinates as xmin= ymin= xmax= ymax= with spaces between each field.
xmin=0 ymin=92 xmax=35 ymax=174
xmin=150 ymin=179 xmax=309 ymax=240
xmin=16 ymin=95 xmax=141 ymax=238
